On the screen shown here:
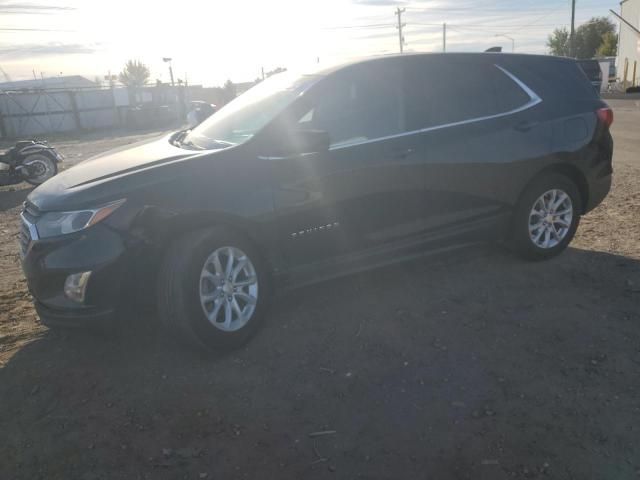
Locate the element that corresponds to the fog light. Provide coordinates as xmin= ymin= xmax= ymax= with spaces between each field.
xmin=64 ymin=271 xmax=92 ymax=303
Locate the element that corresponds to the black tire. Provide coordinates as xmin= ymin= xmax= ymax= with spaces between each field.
xmin=512 ymin=173 xmax=582 ymax=261
xmin=158 ymin=226 xmax=271 ymax=350
xmin=23 ymin=153 xmax=58 ymax=185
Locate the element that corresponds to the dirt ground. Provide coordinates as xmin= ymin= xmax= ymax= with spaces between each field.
xmin=0 ymin=103 xmax=639 ymax=480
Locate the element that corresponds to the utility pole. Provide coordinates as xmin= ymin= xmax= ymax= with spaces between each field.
xmin=569 ymin=0 xmax=576 ymax=57
xmin=443 ymin=22 xmax=447 ymax=52
xmin=395 ymin=7 xmax=406 ymax=53
xmin=163 ymin=57 xmax=175 ymax=86
xmin=169 ymin=64 xmax=175 ymax=86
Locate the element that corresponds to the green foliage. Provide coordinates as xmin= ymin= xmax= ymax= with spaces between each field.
xmin=547 ymin=27 xmax=571 ymax=57
xmin=597 ymin=32 xmax=618 ymax=57
xmin=118 ymin=60 xmax=150 ymax=88
xmin=547 ymin=17 xmax=617 ymax=59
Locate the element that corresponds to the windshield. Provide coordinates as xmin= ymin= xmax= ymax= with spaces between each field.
xmin=184 ymin=71 xmax=320 ymax=150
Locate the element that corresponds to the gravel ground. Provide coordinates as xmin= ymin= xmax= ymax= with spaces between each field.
xmin=0 ymin=103 xmax=639 ymax=480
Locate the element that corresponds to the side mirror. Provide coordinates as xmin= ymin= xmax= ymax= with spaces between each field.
xmin=281 ymin=129 xmax=330 ymax=156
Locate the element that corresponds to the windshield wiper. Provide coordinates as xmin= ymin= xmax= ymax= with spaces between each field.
xmin=171 ymin=131 xmax=204 ymax=150
xmin=208 ymin=139 xmax=236 ymax=148
xmin=180 ymin=138 xmax=204 ymax=150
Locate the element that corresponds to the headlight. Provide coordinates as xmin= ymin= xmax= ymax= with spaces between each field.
xmin=36 ymin=199 xmax=126 ymax=239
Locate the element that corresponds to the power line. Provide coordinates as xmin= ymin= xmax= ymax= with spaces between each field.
xmin=322 ymin=23 xmax=394 ymax=30
xmin=408 ymin=22 xmax=560 ymax=28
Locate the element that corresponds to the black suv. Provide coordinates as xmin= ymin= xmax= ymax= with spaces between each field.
xmin=20 ymin=53 xmax=613 ymax=349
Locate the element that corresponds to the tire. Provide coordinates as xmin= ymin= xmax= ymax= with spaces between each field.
xmin=158 ymin=226 xmax=271 ymax=350
xmin=23 ymin=153 xmax=58 ymax=185
xmin=511 ymin=173 xmax=582 ymax=261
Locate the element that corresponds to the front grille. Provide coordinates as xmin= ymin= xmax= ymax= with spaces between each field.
xmin=19 ymin=215 xmax=31 ymax=257
xmin=18 ymin=203 xmax=40 ymax=258
xmin=24 ymin=201 xmax=40 ymax=218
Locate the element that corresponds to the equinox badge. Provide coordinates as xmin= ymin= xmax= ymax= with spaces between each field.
xmin=291 ymin=222 xmax=340 ymax=239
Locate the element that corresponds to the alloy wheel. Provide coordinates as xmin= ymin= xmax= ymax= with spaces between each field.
xmin=528 ymin=189 xmax=573 ymax=249
xmin=199 ymin=246 xmax=259 ymax=332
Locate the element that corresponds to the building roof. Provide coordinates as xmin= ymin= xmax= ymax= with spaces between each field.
xmin=0 ymin=75 xmax=96 ymax=91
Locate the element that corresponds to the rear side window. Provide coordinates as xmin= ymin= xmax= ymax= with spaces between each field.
xmin=515 ymin=59 xmax=598 ymax=103
xmin=492 ymin=67 xmax=532 ymax=113
xmin=297 ymin=63 xmax=403 ymax=147
xmin=577 ymin=60 xmax=601 ymax=81
xmin=403 ymin=59 xmax=530 ymax=131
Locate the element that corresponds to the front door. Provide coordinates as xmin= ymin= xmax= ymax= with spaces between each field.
xmin=269 ymin=59 xmax=421 ymax=270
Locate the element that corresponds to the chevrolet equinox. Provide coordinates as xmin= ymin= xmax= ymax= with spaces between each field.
xmin=19 ymin=53 xmax=614 ymax=349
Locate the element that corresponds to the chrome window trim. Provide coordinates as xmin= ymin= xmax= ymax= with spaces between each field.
xmin=328 ymin=64 xmax=542 ymax=152
xmin=259 ymin=64 xmax=542 ymax=160
xmin=258 ymin=151 xmax=319 ymax=161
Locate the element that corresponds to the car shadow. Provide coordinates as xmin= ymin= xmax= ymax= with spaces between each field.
xmin=1 ymin=245 xmax=639 ymax=479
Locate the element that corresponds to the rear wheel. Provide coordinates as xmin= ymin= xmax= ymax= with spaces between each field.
xmin=158 ymin=227 xmax=271 ymax=350
xmin=22 ymin=153 xmax=57 ymax=185
xmin=512 ymin=173 xmax=582 ymax=260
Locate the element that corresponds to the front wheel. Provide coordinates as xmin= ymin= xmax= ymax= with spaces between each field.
xmin=511 ymin=173 xmax=582 ymax=261
xmin=158 ymin=227 xmax=271 ymax=350
xmin=22 ymin=153 xmax=58 ymax=185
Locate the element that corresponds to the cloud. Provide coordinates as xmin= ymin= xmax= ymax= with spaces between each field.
xmin=0 ymin=2 xmax=74 ymax=14
xmin=0 ymin=43 xmax=98 ymax=59
xmin=352 ymin=0 xmax=433 ymax=5
xmin=356 ymin=29 xmax=398 ymax=40
xmin=352 ymin=0 xmax=407 ymax=6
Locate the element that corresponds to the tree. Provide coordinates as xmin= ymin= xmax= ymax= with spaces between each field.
xmin=118 ymin=59 xmax=150 ymax=87
xmin=222 ymin=79 xmax=236 ymax=103
xmin=596 ymin=31 xmax=618 ymax=57
xmin=547 ymin=27 xmax=571 ymax=57
xmin=547 ymin=17 xmax=616 ymax=59
xmin=574 ymin=17 xmax=616 ymax=59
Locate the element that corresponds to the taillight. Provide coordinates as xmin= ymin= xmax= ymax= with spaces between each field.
xmin=597 ymin=107 xmax=613 ymax=128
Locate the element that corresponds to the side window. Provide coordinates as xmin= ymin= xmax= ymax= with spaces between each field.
xmin=492 ymin=67 xmax=532 ymax=112
xmin=297 ymin=64 xmax=403 ymax=147
xmin=403 ymin=60 xmax=531 ymax=131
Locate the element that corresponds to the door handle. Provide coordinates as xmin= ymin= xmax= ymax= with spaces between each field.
xmin=514 ymin=120 xmax=539 ymax=132
xmin=388 ymin=147 xmax=415 ymax=159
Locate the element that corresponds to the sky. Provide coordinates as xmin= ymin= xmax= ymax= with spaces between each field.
xmin=0 ymin=0 xmax=623 ymax=87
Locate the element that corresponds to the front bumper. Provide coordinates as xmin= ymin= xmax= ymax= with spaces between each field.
xmin=35 ymin=301 xmax=115 ymax=329
xmin=20 ymin=221 xmax=133 ymax=328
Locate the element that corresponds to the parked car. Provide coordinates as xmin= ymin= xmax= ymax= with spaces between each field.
xmin=577 ymin=59 xmax=603 ymax=93
xmin=20 ymin=53 xmax=613 ymax=350
xmin=186 ymin=101 xmax=217 ymax=127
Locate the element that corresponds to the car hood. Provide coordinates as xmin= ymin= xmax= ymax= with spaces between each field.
xmin=27 ymin=133 xmax=202 ymax=211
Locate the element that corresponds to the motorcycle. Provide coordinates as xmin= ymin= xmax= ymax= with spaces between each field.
xmin=0 ymin=140 xmax=63 ymax=186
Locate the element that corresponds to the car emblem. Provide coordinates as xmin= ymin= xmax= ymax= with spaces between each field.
xmin=290 ymin=222 xmax=340 ymax=238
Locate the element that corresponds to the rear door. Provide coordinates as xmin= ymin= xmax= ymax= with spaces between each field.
xmin=397 ymin=55 xmax=551 ymax=239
